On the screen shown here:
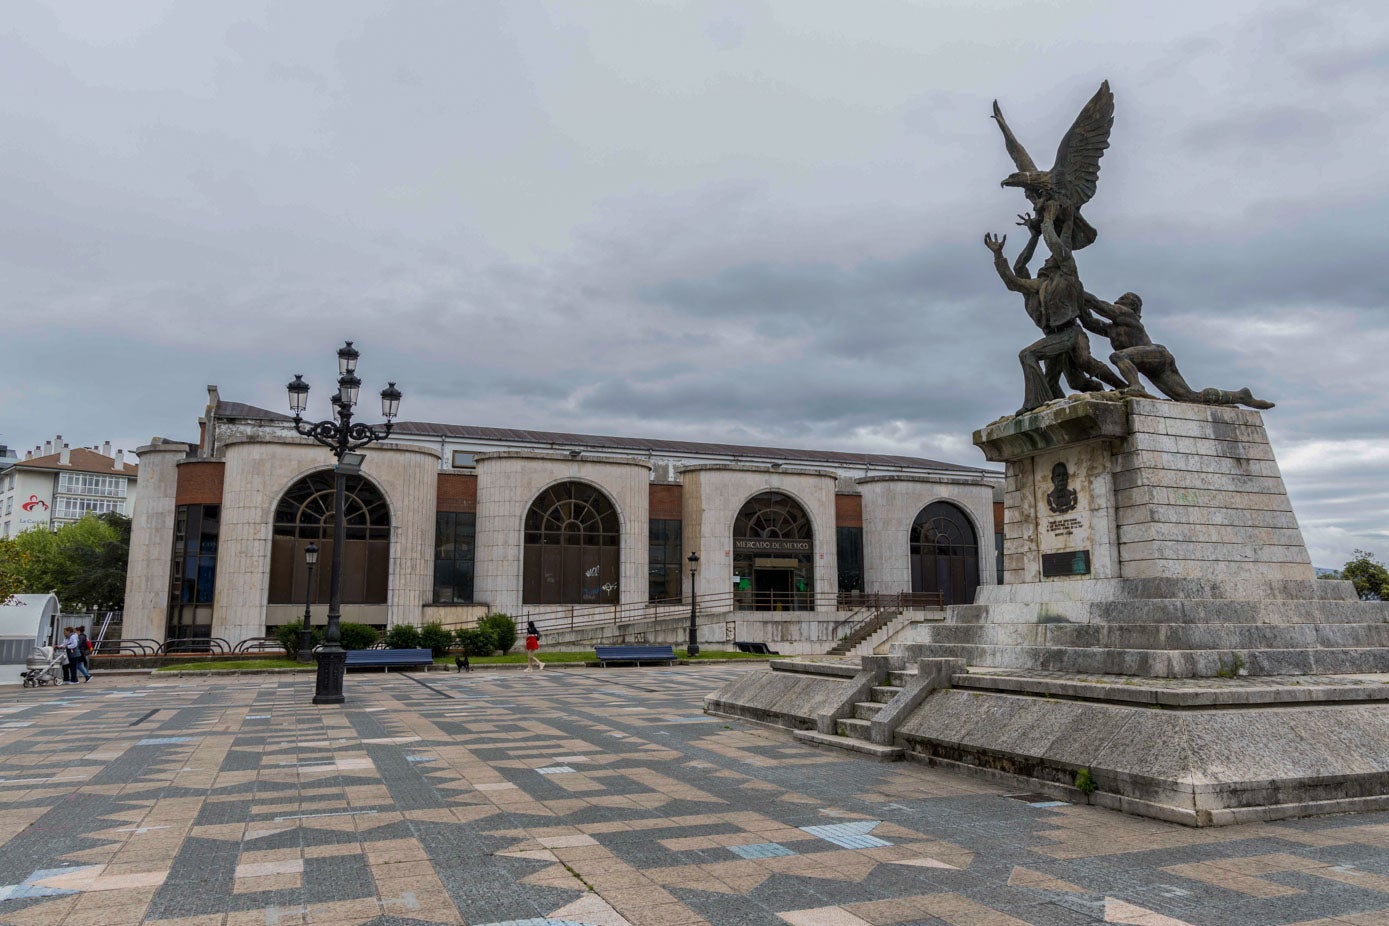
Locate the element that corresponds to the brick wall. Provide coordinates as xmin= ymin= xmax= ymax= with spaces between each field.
xmin=649 ymin=484 xmax=683 ymax=520
xmin=175 ymin=461 xmax=225 ymax=505
xmin=437 ymin=473 xmax=477 ymax=513
xmin=835 ymin=493 xmax=863 ymax=528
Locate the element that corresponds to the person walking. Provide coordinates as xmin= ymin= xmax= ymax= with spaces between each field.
xmin=74 ymin=626 xmax=92 ymax=683
xmin=524 ymin=621 xmax=543 ymax=671
xmin=60 ymin=627 xmax=80 ymax=684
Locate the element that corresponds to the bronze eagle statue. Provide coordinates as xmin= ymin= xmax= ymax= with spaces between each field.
xmin=992 ymin=80 xmax=1114 ymax=250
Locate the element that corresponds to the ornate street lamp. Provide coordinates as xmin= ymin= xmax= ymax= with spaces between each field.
xmin=687 ymin=551 xmax=700 ymax=657
xmin=296 ymin=542 xmax=319 ymax=663
xmin=286 ymin=341 xmax=402 ymax=704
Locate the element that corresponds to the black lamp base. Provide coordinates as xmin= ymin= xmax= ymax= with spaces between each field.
xmin=313 ymin=646 xmax=346 ymax=704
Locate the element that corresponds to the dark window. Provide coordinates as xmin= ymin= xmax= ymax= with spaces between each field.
xmin=648 ymin=518 xmax=683 ymax=601
xmin=995 ymin=531 xmax=1005 ymax=584
xmin=267 ymin=472 xmax=390 ymax=605
xmin=836 ymin=526 xmax=864 ymax=594
xmin=434 ymin=512 xmax=476 ymax=603
xmin=910 ymin=501 xmax=980 ymax=606
xmin=733 ymin=492 xmax=814 ymax=611
xmin=522 ymin=482 xmax=620 ymax=604
xmin=167 ymin=504 xmax=219 ymax=639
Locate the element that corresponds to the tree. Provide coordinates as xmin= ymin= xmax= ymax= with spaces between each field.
xmin=1341 ymin=550 xmax=1389 ymax=601
xmin=480 ymin=613 xmax=517 ymax=654
xmin=0 ymin=513 xmax=132 ymax=611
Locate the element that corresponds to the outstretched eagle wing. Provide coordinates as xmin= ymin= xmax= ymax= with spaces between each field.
xmin=991 ymin=100 xmax=1037 ymax=173
xmin=1050 ymin=81 xmax=1113 ymax=208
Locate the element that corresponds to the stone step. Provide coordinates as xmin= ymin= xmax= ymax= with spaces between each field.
xmin=792 ymin=729 xmax=903 ymax=762
xmin=870 ymin=685 xmax=902 ymax=703
xmin=853 ymin=701 xmax=885 ymax=720
xmin=888 ymin=671 xmax=918 ymax=687
xmin=835 ymin=717 xmax=873 ymax=740
xmin=906 ymin=622 xmax=1389 ymax=651
xmin=898 ymin=642 xmax=1389 ymax=678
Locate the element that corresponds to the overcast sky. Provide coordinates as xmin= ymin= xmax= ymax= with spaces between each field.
xmin=2 ymin=0 xmax=1386 ymax=568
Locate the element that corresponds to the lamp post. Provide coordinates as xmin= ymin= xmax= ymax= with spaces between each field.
xmin=286 ymin=341 xmax=402 ymax=705
xmin=686 ymin=551 xmax=700 ymax=657
xmin=296 ymin=542 xmax=319 ymax=662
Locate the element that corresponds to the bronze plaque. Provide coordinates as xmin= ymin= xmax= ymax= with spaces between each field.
xmin=1041 ymin=550 xmax=1091 ymax=577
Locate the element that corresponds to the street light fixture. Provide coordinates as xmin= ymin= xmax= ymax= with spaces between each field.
xmin=286 ymin=340 xmax=402 ymax=705
xmin=296 ymin=542 xmax=319 ymax=663
xmin=687 ymin=551 xmax=700 ymax=657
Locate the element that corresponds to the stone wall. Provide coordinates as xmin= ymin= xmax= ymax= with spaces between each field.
xmin=213 ymin=438 xmax=439 ymax=645
xmin=679 ymin=464 xmax=839 ymax=604
xmin=122 ymin=441 xmax=191 ymax=642
xmin=472 ymin=451 xmax=651 ymax=616
xmin=858 ymin=475 xmax=997 ymax=596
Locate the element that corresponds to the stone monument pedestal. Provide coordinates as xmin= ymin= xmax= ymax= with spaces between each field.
xmin=708 ymin=394 xmax=1389 ymax=826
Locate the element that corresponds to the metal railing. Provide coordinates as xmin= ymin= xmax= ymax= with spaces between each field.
xmin=91 ymin=638 xmax=161 ymax=656
xmin=232 ymin=637 xmax=286 ymax=655
xmin=155 ymin=637 xmax=232 ymax=655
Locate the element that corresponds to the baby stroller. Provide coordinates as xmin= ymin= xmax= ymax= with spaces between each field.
xmin=21 ymin=646 xmax=66 ymax=688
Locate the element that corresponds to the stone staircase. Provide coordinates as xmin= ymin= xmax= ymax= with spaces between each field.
xmin=793 ymin=671 xmax=908 ymax=761
xmin=826 ymin=609 xmax=900 ymax=656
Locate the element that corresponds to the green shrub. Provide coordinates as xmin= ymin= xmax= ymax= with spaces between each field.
xmin=338 ymin=622 xmax=380 ymax=651
xmin=420 ymin=621 xmax=454 ymax=657
xmin=454 ymin=626 xmax=496 ymax=657
xmin=384 ymin=623 xmax=422 ymax=649
xmin=274 ymin=621 xmax=324 ymax=656
xmin=480 ymin=613 xmax=518 ymax=654
xmin=1075 ymin=767 xmax=1098 ymax=797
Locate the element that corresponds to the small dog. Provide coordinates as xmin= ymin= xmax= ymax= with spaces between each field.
xmin=455 ymin=655 xmax=471 ymax=673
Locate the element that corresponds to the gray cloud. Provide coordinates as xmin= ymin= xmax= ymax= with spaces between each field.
xmin=2 ymin=0 xmax=1387 ymax=569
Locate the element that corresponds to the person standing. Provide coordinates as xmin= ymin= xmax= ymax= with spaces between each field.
xmin=524 ymin=623 xmax=543 ymax=672
xmin=74 ymin=626 xmax=92 ymax=683
xmin=61 ymin=627 xmax=80 ymax=684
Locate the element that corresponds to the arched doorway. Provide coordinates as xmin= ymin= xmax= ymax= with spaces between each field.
xmin=268 ymin=472 xmax=391 ymax=605
xmin=523 ymin=481 xmax=620 ymax=604
xmin=910 ymin=501 xmax=979 ymax=606
xmin=733 ymin=492 xmax=814 ymax=611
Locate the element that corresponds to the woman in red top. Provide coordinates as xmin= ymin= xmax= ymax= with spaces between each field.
xmin=524 ymin=620 xmax=543 ymax=671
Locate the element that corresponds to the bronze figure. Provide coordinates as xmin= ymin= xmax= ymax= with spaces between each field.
xmin=1080 ymin=292 xmax=1275 ymax=409
xmin=987 ymin=81 xmax=1276 ymax=414
xmin=985 ymin=203 xmax=1125 ymax=415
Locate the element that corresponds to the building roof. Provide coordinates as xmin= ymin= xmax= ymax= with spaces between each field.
xmin=11 ymin=448 xmax=138 ymax=478
xmin=215 ymin=400 xmax=991 ymax=475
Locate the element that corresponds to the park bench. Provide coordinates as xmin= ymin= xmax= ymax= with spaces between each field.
xmin=734 ymin=641 xmax=779 ymax=655
xmin=594 ymin=645 xmax=677 ymax=667
xmin=344 ymin=648 xmax=433 ymax=671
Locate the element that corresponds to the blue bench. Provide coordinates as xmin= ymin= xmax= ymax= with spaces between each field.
xmin=594 ymin=645 xmax=678 ymax=667
xmin=344 ymin=648 xmax=433 ymax=671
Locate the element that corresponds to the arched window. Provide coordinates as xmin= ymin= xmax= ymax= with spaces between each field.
xmin=910 ymin=501 xmax=979 ymax=606
xmin=523 ymin=482 xmax=620 ymax=604
xmin=267 ymin=472 xmax=390 ymax=605
xmin=733 ymin=492 xmax=814 ymax=611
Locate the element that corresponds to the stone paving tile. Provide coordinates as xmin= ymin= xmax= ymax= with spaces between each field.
xmin=7 ymin=667 xmax=1389 ymax=924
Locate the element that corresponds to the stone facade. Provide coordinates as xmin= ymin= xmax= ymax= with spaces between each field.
xmin=857 ymin=475 xmax=997 ymax=596
xmin=473 ymin=451 xmax=651 ymax=618
xmin=213 ymin=439 xmax=439 ymax=643
xmin=679 ymin=464 xmax=839 ymax=605
xmin=121 ymin=441 xmax=190 ymax=642
xmin=124 ymin=390 xmax=1003 ymax=647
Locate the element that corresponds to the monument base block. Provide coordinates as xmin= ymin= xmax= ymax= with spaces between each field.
xmin=708 ymin=395 xmax=1389 ymax=825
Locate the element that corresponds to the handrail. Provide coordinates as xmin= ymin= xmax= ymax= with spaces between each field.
xmin=156 ymin=637 xmax=232 ymax=655
xmin=91 ymin=637 xmax=160 ymax=656
xmin=233 ymin=637 xmax=285 ymax=654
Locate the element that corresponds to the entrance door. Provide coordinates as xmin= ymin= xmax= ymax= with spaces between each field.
xmin=752 ymin=568 xmax=793 ymax=611
xmin=909 ymin=502 xmax=980 ymax=606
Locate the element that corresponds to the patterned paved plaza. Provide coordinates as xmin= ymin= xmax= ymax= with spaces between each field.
xmin=3 ymin=666 xmax=1389 ymax=926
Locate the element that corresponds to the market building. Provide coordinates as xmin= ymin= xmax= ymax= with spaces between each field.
xmin=121 ymin=387 xmax=1001 ymax=649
